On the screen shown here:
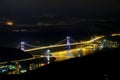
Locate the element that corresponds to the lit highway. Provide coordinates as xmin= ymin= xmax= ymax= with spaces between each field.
xmin=111 ymin=33 xmax=120 ymax=36
xmin=0 ymin=57 xmax=35 ymax=65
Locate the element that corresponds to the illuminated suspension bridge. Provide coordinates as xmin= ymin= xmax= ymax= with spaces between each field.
xmin=0 ymin=36 xmax=105 ymax=65
xmin=20 ymin=36 xmax=104 ymax=52
xmin=19 ymin=36 xmax=105 ymax=61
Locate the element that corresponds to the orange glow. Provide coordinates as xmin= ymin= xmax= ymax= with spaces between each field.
xmin=6 ymin=21 xmax=13 ymax=26
xmin=111 ymin=34 xmax=120 ymax=36
xmin=41 ymin=63 xmax=46 ymax=66
xmin=41 ymin=56 xmax=68 ymax=58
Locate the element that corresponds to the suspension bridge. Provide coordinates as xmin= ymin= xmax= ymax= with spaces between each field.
xmin=0 ymin=35 xmax=105 ymax=65
xmin=18 ymin=36 xmax=105 ymax=61
xmin=20 ymin=36 xmax=104 ymax=52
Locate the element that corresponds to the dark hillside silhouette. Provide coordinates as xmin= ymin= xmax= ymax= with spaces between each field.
xmin=1 ymin=47 xmax=120 ymax=80
xmin=0 ymin=47 xmax=33 ymax=62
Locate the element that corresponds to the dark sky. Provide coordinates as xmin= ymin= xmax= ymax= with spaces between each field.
xmin=0 ymin=0 xmax=120 ymax=34
xmin=0 ymin=0 xmax=120 ymax=18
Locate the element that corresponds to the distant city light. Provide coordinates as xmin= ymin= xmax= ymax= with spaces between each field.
xmin=20 ymin=69 xmax=27 ymax=73
xmin=100 ymin=45 xmax=104 ymax=49
xmin=6 ymin=21 xmax=13 ymax=26
xmin=103 ymin=39 xmax=107 ymax=42
xmin=41 ymin=63 xmax=46 ymax=66
xmin=111 ymin=33 xmax=120 ymax=36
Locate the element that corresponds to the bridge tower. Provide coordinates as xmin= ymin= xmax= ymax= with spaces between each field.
xmin=67 ymin=36 xmax=71 ymax=55
xmin=21 ymin=42 xmax=25 ymax=51
xmin=45 ymin=49 xmax=51 ymax=64
xmin=66 ymin=36 xmax=73 ymax=58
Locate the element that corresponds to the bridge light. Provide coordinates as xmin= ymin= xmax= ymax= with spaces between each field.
xmin=67 ymin=36 xmax=70 ymax=39
xmin=47 ymin=49 xmax=50 ymax=53
xmin=45 ymin=49 xmax=51 ymax=64
xmin=21 ymin=41 xmax=25 ymax=51
xmin=21 ymin=42 xmax=25 ymax=44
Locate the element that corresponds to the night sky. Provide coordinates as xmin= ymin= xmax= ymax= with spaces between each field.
xmin=0 ymin=0 xmax=120 ymax=17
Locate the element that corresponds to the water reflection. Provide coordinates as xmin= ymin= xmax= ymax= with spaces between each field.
xmin=52 ymin=48 xmax=94 ymax=62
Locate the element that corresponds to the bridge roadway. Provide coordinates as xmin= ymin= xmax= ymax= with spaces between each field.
xmin=24 ymin=36 xmax=104 ymax=52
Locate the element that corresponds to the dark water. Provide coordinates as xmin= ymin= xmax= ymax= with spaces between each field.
xmin=0 ymin=31 xmax=100 ymax=49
